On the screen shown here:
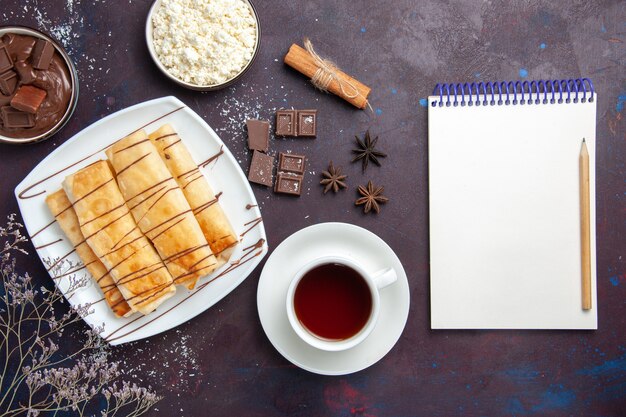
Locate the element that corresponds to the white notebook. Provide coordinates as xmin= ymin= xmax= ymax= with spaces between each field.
xmin=428 ymin=79 xmax=597 ymax=329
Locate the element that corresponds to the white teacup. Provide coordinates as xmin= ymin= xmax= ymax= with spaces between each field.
xmin=286 ymin=255 xmax=397 ymax=351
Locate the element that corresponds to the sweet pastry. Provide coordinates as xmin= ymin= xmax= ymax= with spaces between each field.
xmin=63 ymin=160 xmax=176 ymax=315
xmin=45 ymin=189 xmax=133 ymax=317
xmin=148 ymin=124 xmax=238 ymax=263
xmin=106 ymin=130 xmax=217 ymax=289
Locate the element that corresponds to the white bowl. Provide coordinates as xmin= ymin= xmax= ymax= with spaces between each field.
xmin=145 ymin=0 xmax=261 ymax=91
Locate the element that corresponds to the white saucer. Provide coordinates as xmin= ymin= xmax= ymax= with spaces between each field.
xmin=257 ymin=223 xmax=410 ymax=375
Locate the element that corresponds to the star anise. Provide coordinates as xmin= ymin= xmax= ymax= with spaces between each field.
xmin=355 ymin=180 xmax=389 ymax=214
xmin=320 ymin=161 xmax=348 ymax=194
xmin=351 ymin=130 xmax=386 ymax=172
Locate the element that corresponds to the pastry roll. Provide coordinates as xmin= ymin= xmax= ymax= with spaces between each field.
xmin=106 ymin=130 xmax=217 ymax=289
xmin=45 ymin=189 xmax=133 ymax=318
xmin=63 ymin=160 xmax=176 ymax=315
xmin=148 ymin=124 xmax=237 ymax=262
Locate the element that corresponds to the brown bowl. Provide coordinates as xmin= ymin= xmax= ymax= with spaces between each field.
xmin=0 ymin=26 xmax=79 ymax=145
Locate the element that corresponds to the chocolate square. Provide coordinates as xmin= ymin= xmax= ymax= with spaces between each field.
xmin=297 ymin=110 xmax=317 ymax=137
xmin=274 ymin=172 xmax=303 ymax=196
xmin=1 ymin=106 xmax=35 ymax=128
xmin=246 ymin=119 xmax=269 ymax=152
xmin=31 ymin=39 xmax=55 ymax=70
xmin=248 ymin=150 xmax=274 ymax=187
xmin=278 ymin=152 xmax=306 ymax=175
xmin=0 ymin=44 xmax=13 ymax=74
xmin=0 ymin=70 xmax=17 ymax=95
xmin=14 ymin=61 xmax=36 ymax=85
xmin=11 ymin=85 xmax=47 ymax=114
xmin=275 ymin=110 xmax=296 ymax=136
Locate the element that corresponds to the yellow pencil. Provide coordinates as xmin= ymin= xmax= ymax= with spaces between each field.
xmin=580 ymin=138 xmax=591 ymax=310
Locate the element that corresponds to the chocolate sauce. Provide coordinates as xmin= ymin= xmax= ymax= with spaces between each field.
xmin=46 ymin=248 xmax=76 ymax=272
xmin=192 ymin=192 xmax=222 ymax=215
xmin=72 ymin=179 xmax=114 ymax=206
xmin=30 ymin=218 xmax=56 ymax=238
xmin=19 ymin=106 xmax=185 ymax=201
xmin=108 ymin=228 xmax=140 ymax=252
xmin=116 ymin=153 xmax=150 ymax=176
xmin=162 ymin=243 xmax=210 ymax=263
xmin=240 ymin=217 xmax=262 ymax=238
xmin=151 ymin=217 xmax=185 ymax=241
xmin=182 ymin=173 xmax=203 ymax=189
xmin=135 ymin=187 xmax=178 ymax=222
xmin=162 ymin=138 xmax=181 ymax=151
xmin=177 ymin=166 xmax=199 ymax=180
xmin=0 ymin=33 xmax=72 ymax=139
xmin=127 ymin=177 xmax=173 ymax=202
xmin=143 ymin=209 xmax=192 ymax=237
xmin=153 ymin=132 xmax=177 ymax=141
xmin=199 ymin=145 xmax=224 ymax=168
xmin=80 ymin=202 xmax=125 ymax=227
xmin=113 ymin=138 xmax=150 ymax=153
xmin=83 ymin=209 xmax=130 ymax=240
xmin=105 ymin=238 xmax=265 ymax=343
xmin=101 ymin=262 xmax=164 ymax=291
xmin=34 ymin=238 xmax=62 ymax=250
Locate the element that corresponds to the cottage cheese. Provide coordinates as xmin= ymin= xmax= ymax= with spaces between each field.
xmin=152 ymin=0 xmax=257 ymax=86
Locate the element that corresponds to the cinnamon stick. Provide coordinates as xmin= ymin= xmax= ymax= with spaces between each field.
xmin=284 ymin=43 xmax=371 ymax=109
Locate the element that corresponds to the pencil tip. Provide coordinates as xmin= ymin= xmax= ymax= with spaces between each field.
xmin=582 ymin=138 xmax=586 ymax=143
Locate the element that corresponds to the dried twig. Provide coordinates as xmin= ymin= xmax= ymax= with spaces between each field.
xmin=0 ymin=214 xmax=161 ymax=416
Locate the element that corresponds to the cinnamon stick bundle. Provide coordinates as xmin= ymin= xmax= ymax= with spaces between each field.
xmin=284 ymin=42 xmax=371 ymax=109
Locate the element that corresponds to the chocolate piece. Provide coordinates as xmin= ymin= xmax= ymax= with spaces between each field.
xmin=0 ymin=70 xmax=17 ymax=95
xmin=13 ymin=61 xmax=36 ymax=84
xmin=31 ymin=39 xmax=55 ymax=70
xmin=275 ymin=109 xmax=296 ymax=136
xmin=1 ymin=106 xmax=35 ymax=128
xmin=8 ymin=36 xmax=35 ymax=61
xmin=274 ymin=172 xmax=303 ymax=196
xmin=297 ymin=110 xmax=317 ymax=137
xmin=0 ymin=94 xmax=13 ymax=107
xmin=248 ymin=150 xmax=274 ymax=187
xmin=246 ymin=119 xmax=269 ymax=152
xmin=0 ymin=44 xmax=13 ymax=73
xmin=278 ymin=152 xmax=306 ymax=175
xmin=11 ymin=85 xmax=47 ymax=114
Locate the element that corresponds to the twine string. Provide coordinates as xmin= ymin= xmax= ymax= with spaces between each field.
xmin=304 ymin=38 xmax=361 ymax=100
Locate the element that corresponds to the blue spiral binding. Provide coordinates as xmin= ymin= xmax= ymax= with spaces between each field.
xmin=432 ymin=78 xmax=594 ymax=107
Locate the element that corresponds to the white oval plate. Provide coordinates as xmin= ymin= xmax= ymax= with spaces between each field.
xmin=15 ymin=96 xmax=268 ymax=345
xmin=257 ymin=223 xmax=410 ymax=375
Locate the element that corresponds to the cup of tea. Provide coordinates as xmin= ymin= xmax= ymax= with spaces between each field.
xmin=286 ymin=255 xmax=397 ymax=351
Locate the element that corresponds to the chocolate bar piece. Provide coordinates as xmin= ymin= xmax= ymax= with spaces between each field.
xmin=248 ymin=150 xmax=274 ymax=187
xmin=0 ymin=94 xmax=12 ymax=107
xmin=13 ymin=61 xmax=36 ymax=85
xmin=11 ymin=85 xmax=47 ymax=114
xmin=246 ymin=119 xmax=269 ymax=152
xmin=278 ymin=152 xmax=306 ymax=175
xmin=297 ymin=110 xmax=317 ymax=137
xmin=1 ymin=106 xmax=35 ymax=128
xmin=0 ymin=44 xmax=13 ymax=73
xmin=31 ymin=39 xmax=55 ymax=70
xmin=274 ymin=172 xmax=303 ymax=196
xmin=0 ymin=70 xmax=17 ymax=95
xmin=275 ymin=109 xmax=296 ymax=136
